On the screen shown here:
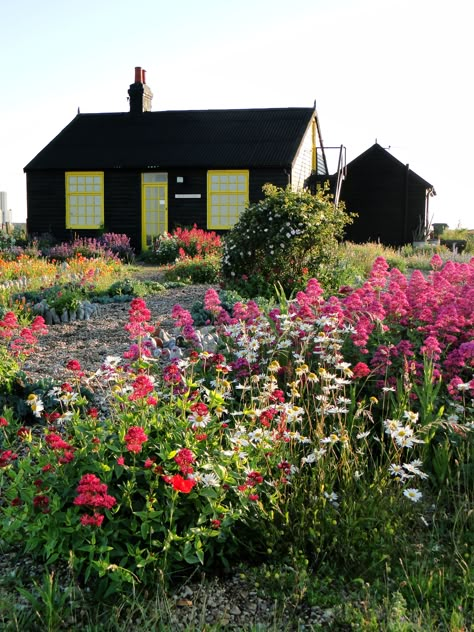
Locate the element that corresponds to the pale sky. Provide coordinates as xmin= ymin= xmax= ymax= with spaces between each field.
xmin=1 ymin=0 xmax=472 ymax=229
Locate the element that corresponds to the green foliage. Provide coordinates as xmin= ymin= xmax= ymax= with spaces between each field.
xmin=221 ymin=184 xmax=353 ymax=298
xmin=162 ymin=255 xmax=221 ymax=284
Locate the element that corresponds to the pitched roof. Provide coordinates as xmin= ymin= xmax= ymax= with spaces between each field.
xmin=346 ymin=143 xmax=435 ymax=191
xmin=24 ymin=108 xmax=315 ymax=171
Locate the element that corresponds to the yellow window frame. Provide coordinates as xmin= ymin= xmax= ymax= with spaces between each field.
xmin=207 ymin=170 xmax=249 ymax=230
xmin=65 ymin=171 xmax=104 ymax=229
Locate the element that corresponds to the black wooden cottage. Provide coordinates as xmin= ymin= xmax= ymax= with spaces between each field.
xmin=313 ymin=143 xmax=436 ymax=247
xmin=24 ymin=67 xmax=329 ymax=251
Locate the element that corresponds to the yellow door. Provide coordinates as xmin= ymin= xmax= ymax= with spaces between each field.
xmin=141 ymin=173 xmax=168 ymax=249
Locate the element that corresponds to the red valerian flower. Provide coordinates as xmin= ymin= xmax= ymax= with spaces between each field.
xmin=124 ymin=426 xmax=148 ymax=453
xmin=129 ymin=374 xmax=155 ymax=401
xmin=249 ymin=494 xmax=259 ymax=501
xmin=117 ymin=456 xmax=125 ymax=466
xmin=246 ymin=471 xmax=264 ymax=487
xmin=80 ymin=513 xmax=104 ymax=527
xmin=352 ymin=362 xmax=371 ymax=378
xmin=0 ymin=450 xmax=18 ymax=468
xmin=33 ymin=494 xmax=50 ymax=510
xmin=174 ymin=448 xmax=195 ymax=473
xmin=169 ymin=474 xmax=196 ymax=494
xmin=74 ymin=473 xmax=116 ymax=511
xmin=0 ymin=417 xmax=8 ymax=427
xmin=87 ymin=407 xmax=99 ymax=418
xmin=66 ymin=359 xmax=82 ymax=372
xmin=210 ymin=519 xmax=221 ymax=529
xmin=45 ymin=433 xmax=73 ymax=451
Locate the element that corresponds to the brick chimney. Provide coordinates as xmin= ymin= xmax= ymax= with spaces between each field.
xmin=128 ymin=67 xmax=153 ymax=114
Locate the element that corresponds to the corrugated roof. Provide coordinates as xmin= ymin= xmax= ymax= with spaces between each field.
xmin=24 ymin=108 xmax=315 ymax=171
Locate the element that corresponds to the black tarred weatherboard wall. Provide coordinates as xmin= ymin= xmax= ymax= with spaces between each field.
xmin=26 ymin=167 xmax=290 ymax=251
xmin=339 ymin=144 xmax=435 ymax=247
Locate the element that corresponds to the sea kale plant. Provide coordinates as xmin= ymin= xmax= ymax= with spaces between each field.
xmin=221 ymin=183 xmax=353 ymax=297
xmin=0 ymin=255 xmax=472 ymax=610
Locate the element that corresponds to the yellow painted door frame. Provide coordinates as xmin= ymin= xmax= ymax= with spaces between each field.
xmin=141 ymin=176 xmax=168 ymax=250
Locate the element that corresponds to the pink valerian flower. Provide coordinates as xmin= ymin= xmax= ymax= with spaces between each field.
xmin=128 ymin=374 xmax=155 ymax=401
xmin=124 ymin=426 xmax=148 ymax=453
xmin=163 ymin=362 xmax=184 ymax=385
xmin=125 ymin=298 xmax=155 ymax=340
xmin=0 ymin=311 xmax=19 ymax=338
xmin=430 ymin=253 xmax=443 ymax=270
xmin=171 ymin=304 xmax=194 ymax=328
xmin=204 ymin=288 xmax=223 ymax=316
xmin=123 ymin=342 xmax=153 ymax=360
xmin=420 ymin=335 xmax=443 ymax=360
xmin=367 ymin=256 xmax=390 ymax=290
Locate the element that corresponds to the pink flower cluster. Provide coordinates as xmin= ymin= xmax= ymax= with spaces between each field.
xmin=124 ymin=426 xmax=148 ymax=453
xmin=74 ymin=473 xmax=116 ymax=527
xmin=0 ymin=312 xmax=48 ymax=357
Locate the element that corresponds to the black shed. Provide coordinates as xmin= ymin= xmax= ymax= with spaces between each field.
xmin=338 ymin=143 xmax=436 ymax=247
xmin=24 ymin=67 xmax=328 ymax=251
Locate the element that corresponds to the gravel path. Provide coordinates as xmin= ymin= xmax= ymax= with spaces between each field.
xmin=22 ymin=283 xmax=215 ymax=382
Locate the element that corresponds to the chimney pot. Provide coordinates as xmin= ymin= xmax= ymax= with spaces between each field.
xmin=134 ymin=66 xmax=142 ymax=83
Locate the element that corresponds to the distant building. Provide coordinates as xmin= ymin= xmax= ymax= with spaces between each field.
xmin=0 ymin=191 xmax=12 ymax=227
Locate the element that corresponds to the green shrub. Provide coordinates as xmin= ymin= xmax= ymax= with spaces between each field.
xmin=162 ymin=255 xmax=221 ymax=284
xmin=221 ymin=184 xmax=353 ymax=297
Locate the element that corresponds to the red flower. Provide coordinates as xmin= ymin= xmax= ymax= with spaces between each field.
xmin=170 ymin=474 xmax=196 ymax=494
xmin=33 ymin=495 xmax=50 ymax=512
xmin=74 ymin=474 xmax=116 ymax=511
xmin=0 ymin=417 xmax=8 ymax=427
xmin=117 ymin=456 xmax=125 ymax=466
xmin=66 ymin=359 xmax=82 ymax=372
xmin=80 ymin=513 xmax=104 ymax=527
xmin=249 ymin=494 xmax=259 ymax=501
xmin=0 ymin=450 xmax=18 ymax=468
xmin=246 ymin=471 xmax=263 ymax=487
xmin=210 ymin=519 xmax=221 ymax=529
xmin=352 ymin=362 xmax=371 ymax=378
xmin=129 ymin=375 xmax=155 ymax=401
xmin=124 ymin=426 xmax=148 ymax=453
xmin=87 ymin=407 xmax=99 ymax=418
